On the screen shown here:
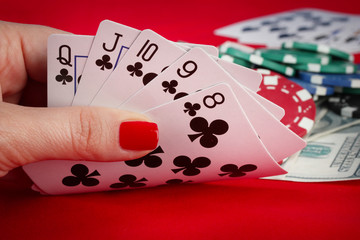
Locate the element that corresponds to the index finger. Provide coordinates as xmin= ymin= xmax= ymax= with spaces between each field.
xmin=0 ymin=21 xmax=68 ymax=99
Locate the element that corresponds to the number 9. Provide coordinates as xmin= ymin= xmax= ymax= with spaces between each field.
xmin=177 ymin=60 xmax=197 ymax=78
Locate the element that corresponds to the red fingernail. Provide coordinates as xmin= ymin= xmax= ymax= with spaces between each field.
xmin=119 ymin=121 xmax=159 ymax=150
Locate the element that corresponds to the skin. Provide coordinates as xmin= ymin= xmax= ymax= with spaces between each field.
xmin=0 ymin=21 xmax=157 ymax=177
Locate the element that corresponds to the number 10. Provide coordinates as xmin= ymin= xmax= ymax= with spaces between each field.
xmin=137 ymin=40 xmax=159 ymax=62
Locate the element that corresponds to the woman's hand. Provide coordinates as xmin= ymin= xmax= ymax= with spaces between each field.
xmin=0 ymin=21 xmax=158 ymax=177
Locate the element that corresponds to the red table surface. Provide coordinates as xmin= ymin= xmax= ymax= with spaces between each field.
xmin=1 ymin=0 xmax=360 ymax=239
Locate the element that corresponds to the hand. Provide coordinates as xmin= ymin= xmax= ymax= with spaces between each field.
xmin=0 ymin=21 xmax=158 ymax=177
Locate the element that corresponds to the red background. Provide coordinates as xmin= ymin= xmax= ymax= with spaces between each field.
xmin=1 ymin=0 xmax=360 ymax=239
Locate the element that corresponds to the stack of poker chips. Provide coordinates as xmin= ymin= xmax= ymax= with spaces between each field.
xmin=219 ymin=41 xmax=360 ymax=119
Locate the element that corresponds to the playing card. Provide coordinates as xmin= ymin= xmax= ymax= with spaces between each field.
xmin=340 ymin=27 xmax=360 ymax=53
xmin=22 ymin=83 xmax=286 ymax=195
xmin=72 ymin=20 xmax=141 ymax=106
xmin=215 ymin=57 xmax=261 ymax=91
xmin=121 ymin=47 xmax=261 ymax=110
xmin=298 ymin=10 xmax=360 ymax=47
xmin=176 ymin=42 xmax=219 ymax=56
xmin=214 ymin=8 xmax=360 ymax=53
xmin=318 ymin=25 xmax=360 ymax=53
xmin=216 ymin=58 xmax=284 ymax=119
xmin=242 ymin=10 xmax=345 ymax=45
xmin=121 ymin=47 xmax=305 ymax=163
xmin=47 ymin=34 xmax=94 ymax=107
xmin=90 ymin=29 xmax=187 ymax=107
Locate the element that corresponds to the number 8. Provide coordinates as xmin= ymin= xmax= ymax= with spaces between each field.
xmin=203 ymin=93 xmax=225 ymax=109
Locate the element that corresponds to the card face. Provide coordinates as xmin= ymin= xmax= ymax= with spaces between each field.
xmin=246 ymin=87 xmax=284 ymax=120
xmin=47 ymin=34 xmax=94 ymax=107
xmin=316 ymin=25 xmax=360 ymax=53
xmin=121 ymin=47 xmax=305 ymax=163
xmin=214 ymin=8 xmax=360 ymax=52
xmin=215 ymin=57 xmax=262 ymax=91
xmin=121 ymin=48 xmax=246 ymax=112
xmin=90 ymin=29 xmax=187 ymax=107
xmin=22 ymin=84 xmax=286 ymax=195
xmin=216 ymin=58 xmax=284 ymax=119
xmin=216 ymin=57 xmax=285 ymax=120
xmin=176 ymin=42 xmax=219 ymax=56
xmin=71 ymin=20 xmax=141 ymax=106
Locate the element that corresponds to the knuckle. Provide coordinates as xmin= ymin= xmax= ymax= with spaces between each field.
xmin=69 ymin=108 xmax=104 ymax=160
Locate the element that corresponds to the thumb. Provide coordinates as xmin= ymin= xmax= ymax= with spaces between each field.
xmin=0 ymin=102 xmax=159 ymax=177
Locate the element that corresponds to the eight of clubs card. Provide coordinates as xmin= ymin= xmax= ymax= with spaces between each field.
xmin=144 ymin=83 xmax=288 ymax=182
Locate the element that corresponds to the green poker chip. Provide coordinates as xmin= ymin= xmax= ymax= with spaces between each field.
xmin=218 ymin=53 xmax=252 ymax=68
xmin=225 ymin=47 xmax=295 ymax=76
xmin=282 ymin=41 xmax=354 ymax=62
xmin=292 ymin=61 xmax=358 ymax=74
xmin=219 ymin=41 xmax=255 ymax=54
xmin=254 ymin=48 xmax=332 ymax=65
xmin=334 ymin=87 xmax=360 ymax=95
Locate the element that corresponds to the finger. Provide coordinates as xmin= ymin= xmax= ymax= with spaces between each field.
xmin=0 ymin=103 xmax=159 ymax=176
xmin=8 ymin=21 xmax=68 ymax=83
xmin=0 ymin=83 xmax=2 ymax=102
xmin=0 ymin=21 xmax=67 ymax=101
xmin=18 ymin=23 xmax=68 ymax=83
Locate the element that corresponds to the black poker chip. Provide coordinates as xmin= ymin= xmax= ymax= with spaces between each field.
xmin=327 ymin=95 xmax=360 ymax=118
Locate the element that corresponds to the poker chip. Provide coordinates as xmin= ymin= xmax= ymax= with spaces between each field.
xmin=219 ymin=41 xmax=255 ymax=54
xmin=327 ymin=95 xmax=360 ymax=118
xmin=334 ymin=87 xmax=360 ymax=95
xmin=254 ymin=48 xmax=332 ymax=65
xmin=255 ymin=69 xmax=316 ymax=137
xmin=298 ymin=71 xmax=360 ymax=88
xmin=218 ymin=53 xmax=252 ymax=68
xmin=225 ymin=47 xmax=296 ymax=76
xmin=288 ymin=77 xmax=334 ymax=96
xmin=292 ymin=61 xmax=357 ymax=74
xmin=281 ymin=41 xmax=354 ymax=62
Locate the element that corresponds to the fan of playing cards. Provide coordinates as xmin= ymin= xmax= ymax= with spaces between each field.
xmin=22 ymin=20 xmax=306 ymax=195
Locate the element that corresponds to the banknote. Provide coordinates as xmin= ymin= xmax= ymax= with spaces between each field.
xmin=269 ymin=109 xmax=360 ymax=182
xmin=309 ymin=109 xmax=360 ymax=137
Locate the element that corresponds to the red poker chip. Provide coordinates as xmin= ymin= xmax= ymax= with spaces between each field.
xmin=255 ymin=69 xmax=316 ymax=137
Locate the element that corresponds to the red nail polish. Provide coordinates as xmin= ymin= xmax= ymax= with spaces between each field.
xmin=119 ymin=121 xmax=159 ymax=150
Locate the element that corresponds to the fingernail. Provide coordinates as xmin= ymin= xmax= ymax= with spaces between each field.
xmin=119 ymin=121 xmax=159 ymax=150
